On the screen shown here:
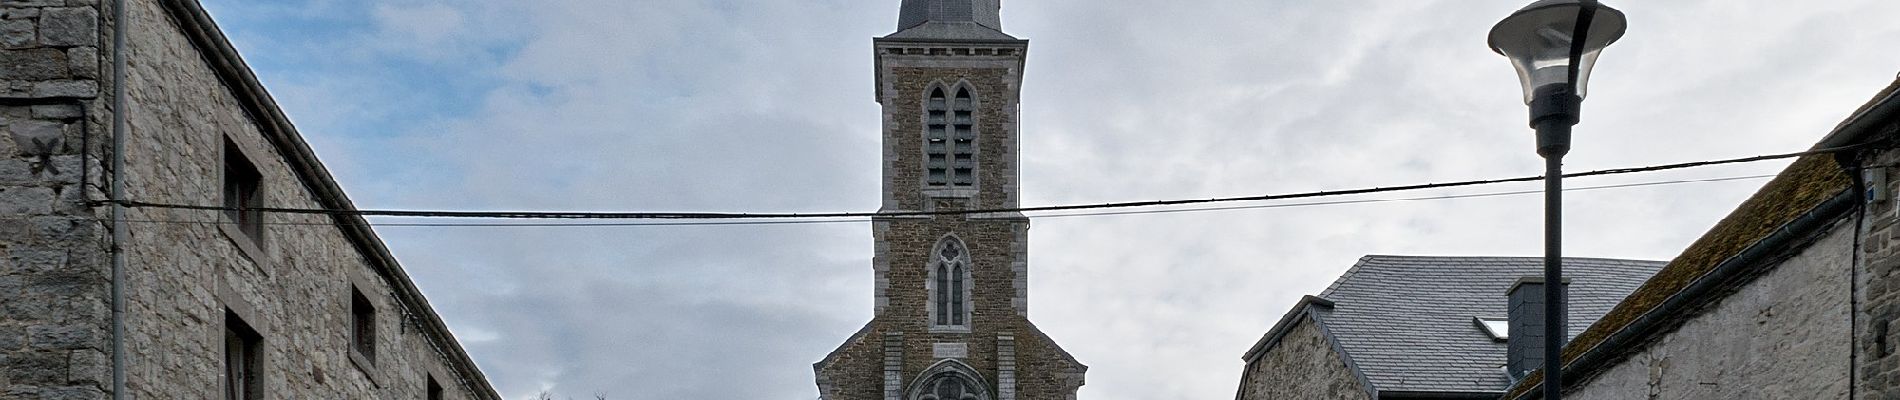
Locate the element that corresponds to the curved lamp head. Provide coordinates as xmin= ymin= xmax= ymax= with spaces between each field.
xmin=1489 ymin=0 xmax=1627 ymax=104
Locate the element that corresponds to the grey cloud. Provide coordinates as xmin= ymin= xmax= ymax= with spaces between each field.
xmin=204 ymin=0 xmax=1900 ymax=398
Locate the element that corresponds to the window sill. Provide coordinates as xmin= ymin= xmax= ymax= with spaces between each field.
xmin=928 ymin=325 xmax=972 ymax=334
xmin=348 ymin=349 xmax=380 ymax=387
xmin=923 ymin=188 xmax=978 ymax=199
xmin=216 ymin=221 xmax=272 ymax=275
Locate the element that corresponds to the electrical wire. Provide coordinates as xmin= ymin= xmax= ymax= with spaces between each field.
xmin=67 ymin=173 xmax=1776 ymax=228
xmin=88 ymin=144 xmax=1855 ymax=221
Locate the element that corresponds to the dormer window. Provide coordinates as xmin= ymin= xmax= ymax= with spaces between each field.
xmin=1475 ymin=317 xmax=1508 ymax=342
xmin=926 ymin=86 xmax=976 ymax=188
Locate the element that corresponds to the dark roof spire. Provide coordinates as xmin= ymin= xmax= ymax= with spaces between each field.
xmin=889 ymin=0 xmax=1015 ymax=41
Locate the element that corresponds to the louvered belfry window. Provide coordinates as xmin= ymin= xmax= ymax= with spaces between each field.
xmin=926 ymin=86 xmax=976 ymax=187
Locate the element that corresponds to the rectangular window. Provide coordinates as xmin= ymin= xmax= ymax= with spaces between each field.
xmin=224 ymin=311 xmax=263 ymax=400
xmin=223 ymin=139 xmax=264 ymax=240
xmin=351 ymin=288 xmax=377 ymax=363
xmin=427 ymin=375 xmax=445 ymax=400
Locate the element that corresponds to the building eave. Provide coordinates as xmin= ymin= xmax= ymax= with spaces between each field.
xmin=1819 ymin=75 xmax=1900 ymax=150
xmin=155 ymin=1 xmax=500 ymax=398
xmin=1502 ymin=157 xmax=1856 ymax=400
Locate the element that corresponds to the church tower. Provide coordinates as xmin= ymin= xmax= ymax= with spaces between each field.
xmin=814 ymin=1 xmax=1087 ymax=399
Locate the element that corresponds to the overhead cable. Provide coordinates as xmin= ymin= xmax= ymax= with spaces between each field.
xmin=89 ymin=144 xmax=1865 ymax=221
xmin=80 ymin=174 xmax=1775 ymax=228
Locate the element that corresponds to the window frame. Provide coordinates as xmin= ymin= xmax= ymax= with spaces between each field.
xmin=219 ymin=137 xmax=271 ymax=268
xmin=350 ymin=287 xmax=378 ymax=363
xmin=921 ymin=82 xmax=979 ymax=198
xmin=927 ymin=236 xmax=974 ymax=333
xmin=224 ymin=310 xmax=264 ymax=400
xmin=345 ymin=273 xmax=386 ymax=385
xmin=427 ymin=374 xmax=445 ymax=400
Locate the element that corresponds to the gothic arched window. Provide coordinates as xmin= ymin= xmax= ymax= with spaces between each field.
xmin=931 ymin=237 xmax=971 ymax=329
xmin=906 ymin=361 xmax=992 ymax=400
xmin=925 ymin=85 xmax=976 ymax=188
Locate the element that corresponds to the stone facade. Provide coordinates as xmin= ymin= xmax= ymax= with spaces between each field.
xmin=2 ymin=0 xmax=498 ymax=399
xmin=1858 ymin=134 xmax=1900 ymax=398
xmin=1 ymin=0 xmax=115 ymax=398
xmin=1495 ymin=82 xmax=1900 ymax=400
xmin=1567 ymin=222 xmax=1853 ymax=399
xmin=814 ymin=19 xmax=1085 ymax=400
xmin=1236 ymin=315 xmax=1366 ymax=400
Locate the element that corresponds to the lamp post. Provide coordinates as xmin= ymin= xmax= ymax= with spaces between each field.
xmin=1488 ymin=1 xmax=1625 ymax=399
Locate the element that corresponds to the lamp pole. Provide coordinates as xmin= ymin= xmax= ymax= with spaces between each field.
xmin=1489 ymin=1 xmax=1624 ymax=399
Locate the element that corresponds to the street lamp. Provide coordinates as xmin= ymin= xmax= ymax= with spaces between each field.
xmin=1488 ymin=1 xmax=1625 ymax=399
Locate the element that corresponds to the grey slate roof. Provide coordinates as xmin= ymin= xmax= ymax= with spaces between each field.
xmin=1311 ymin=256 xmax=1664 ymax=395
xmin=887 ymin=0 xmax=1017 ymax=41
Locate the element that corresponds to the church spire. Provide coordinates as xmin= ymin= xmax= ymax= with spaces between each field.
xmin=889 ymin=0 xmax=1015 ymax=41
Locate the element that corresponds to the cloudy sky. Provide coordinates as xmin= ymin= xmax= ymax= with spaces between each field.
xmin=197 ymin=0 xmax=1900 ymax=398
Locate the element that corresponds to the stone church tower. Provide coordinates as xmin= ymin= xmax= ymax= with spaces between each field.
xmin=814 ymin=1 xmax=1087 ymax=399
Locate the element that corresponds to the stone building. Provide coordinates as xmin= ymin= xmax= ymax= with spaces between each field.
xmin=1 ymin=0 xmax=498 ymax=399
xmin=1496 ymin=75 xmax=1900 ymax=399
xmin=812 ymin=1 xmax=1087 ymax=399
xmin=1234 ymin=256 xmax=1663 ymax=400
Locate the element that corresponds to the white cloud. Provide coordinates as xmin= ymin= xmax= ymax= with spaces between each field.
xmin=206 ymin=0 xmax=1900 ymax=398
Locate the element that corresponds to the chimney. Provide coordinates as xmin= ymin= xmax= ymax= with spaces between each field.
xmin=1507 ymin=276 xmax=1568 ymax=381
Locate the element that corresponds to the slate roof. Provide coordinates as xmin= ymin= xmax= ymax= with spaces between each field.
xmin=1307 ymin=256 xmax=1664 ymax=395
xmin=887 ymin=0 xmax=1018 ymax=41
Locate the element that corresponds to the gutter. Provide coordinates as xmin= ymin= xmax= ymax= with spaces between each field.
xmin=1510 ymin=188 xmax=1857 ymax=400
xmin=1818 ymin=77 xmax=1900 ymax=150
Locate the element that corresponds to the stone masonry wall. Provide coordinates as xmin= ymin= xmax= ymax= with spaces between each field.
xmin=1568 ymin=221 xmax=1853 ymax=400
xmin=820 ymin=215 xmax=1083 ymax=400
xmin=0 ymin=0 xmax=112 ymax=398
xmin=818 ymin=41 xmax=1082 ymax=400
xmin=876 ymin=52 xmax=1025 ymax=213
xmin=1236 ymin=314 xmax=1368 ymax=400
xmin=109 ymin=0 xmax=491 ymax=398
xmin=1856 ymin=140 xmax=1900 ymax=399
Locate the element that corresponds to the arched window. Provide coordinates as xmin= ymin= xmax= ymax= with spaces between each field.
xmin=926 ymin=85 xmax=976 ymax=187
xmin=907 ymin=360 xmax=991 ymax=400
xmin=931 ymin=237 xmax=971 ymax=329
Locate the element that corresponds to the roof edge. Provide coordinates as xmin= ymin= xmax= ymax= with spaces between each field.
xmin=1240 ymin=295 xmax=1335 ymax=361
xmin=1312 ymin=307 xmax=1380 ymax=399
xmin=1237 ymin=296 xmax=1372 ymax=400
xmin=158 ymin=1 xmax=500 ymax=397
xmin=1022 ymin=319 xmax=1089 ymax=372
xmin=1819 ymin=75 xmax=1900 ymax=149
xmin=813 ymin=319 xmax=878 ymax=373
xmin=1505 ymin=187 xmax=1857 ymax=400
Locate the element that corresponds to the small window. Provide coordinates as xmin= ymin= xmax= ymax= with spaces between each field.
xmin=223 ymin=139 xmax=264 ymax=240
xmin=427 ymin=375 xmax=445 ymax=400
xmin=351 ymin=287 xmax=377 ymax=363
xmin=224 ymin=311 xmax=263 ymax=400
xmin=1475 ymin=317 xmax=1508 ymax=341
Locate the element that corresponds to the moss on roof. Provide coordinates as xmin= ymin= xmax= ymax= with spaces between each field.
xmin=1504 ymin=154 xmax=1851 ymax=399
